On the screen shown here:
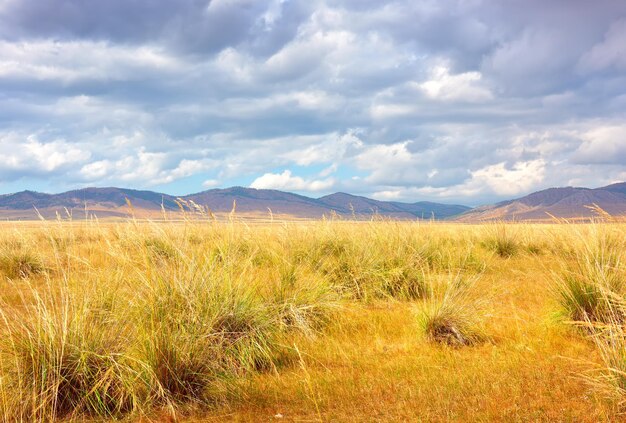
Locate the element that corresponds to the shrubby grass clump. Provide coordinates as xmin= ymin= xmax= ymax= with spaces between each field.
xmin=299 ymin=223 xmax=483 ymax=302
xmin=270 ymin=264 xmax=339 ymax=337
xmin=586 ymin=313 xmax=626 ymax=404
xmin=0 ymin=250 xmax=45 ymax=279
xmin=144 ymin=237 xmax=178 ymax=261
xmin=554 ymin=226 xmax=625 ymax=324
xmin=552 ymin=221 xmax=626 ymax=404
xmin=0 ymin=284 xmax=138 ymax=420
xmin=417 ymin=273 xmax=489 ymax=346
xmin=483 ymin=223 xmax=519 ymax=258
xmin=136 ymin=265 xmax=277 ymax=405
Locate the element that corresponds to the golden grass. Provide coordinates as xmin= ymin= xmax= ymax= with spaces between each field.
xmin=0 ymin=218 xmax=624 ymax=421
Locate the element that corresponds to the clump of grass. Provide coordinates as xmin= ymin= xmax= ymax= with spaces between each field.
xmin=145 ymin=238 xmax=178 ymax=261
xmin=524 ymin=243 xmax=544 ymax=255
xmin=418 ymin=274 xmax=488 ymax=346
xmin=578 ymin=298 xmax=626 ymax=406
xmin=0 ymin=251 xmax=45 ymax=278
xmin=311 ymin=233 xmax=432 ymax=301
xmin=554 ymin=227 xmax=625 ymax=324
xmin=0 ymin=288 xmax=138 ymax=420
xmin=484 ymin=224 xmax=519 ymax=258
xmin=555 ymin=224 xmax=626 ymax=405
xmin=140 ymin=322 xmax=224 ymax=404
xmin=316 ymin=242 xmax=370 ymax=300
xmin=377 ymin=263 xmax=430 ymax=300
xmin=135 ymin=263 xmax=278 ymax=406
xmin=556 ymin=273 xmax=621 ymax=324
xmin=271 ymin=264 xmax=339 ymax=337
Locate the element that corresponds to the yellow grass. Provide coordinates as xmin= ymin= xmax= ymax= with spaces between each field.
xmin=0 ymin=217 xmax=624 ymax=421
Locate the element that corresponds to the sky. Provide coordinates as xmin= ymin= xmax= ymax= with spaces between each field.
xmin=0 ymin=0 xmax=625 ymax=206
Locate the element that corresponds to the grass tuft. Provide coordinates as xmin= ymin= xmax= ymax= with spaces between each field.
xmin=0 ymin=288 xmax=137 ymax=420
xmin=0 ymin=251 xmax=45 ymax=279
xmin=418 ymin=274 xmax=488 ymax=346
xmin=485 ymin=224 xmax=519 ymax=258
xmin=136 ymin=263 xmax=278 ymax=406
xmin=554 ymin=227 xmax=625 ymax=324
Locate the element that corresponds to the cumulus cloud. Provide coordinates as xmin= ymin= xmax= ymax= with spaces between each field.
xmin=251 ymin=170 xmax=335 ymax=192
xmin=79 ymin=151 xmax=216 ymax=185
xmin=466 ymin=159 xmax=547 ymax=196
xmin=0 ymin=0 xmax=625 ymax=204
xmin=0 ymin=133 xmax=90 ymax=180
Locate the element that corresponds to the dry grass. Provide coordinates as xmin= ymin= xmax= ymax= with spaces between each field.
xmin=0 ymin=218 xmax=624 ymax=421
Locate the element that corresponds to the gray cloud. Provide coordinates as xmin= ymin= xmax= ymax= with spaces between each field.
xmin=0 ymin=0 xmax=625 ymax=204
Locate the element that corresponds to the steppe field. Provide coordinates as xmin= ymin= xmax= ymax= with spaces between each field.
xmin=0 ymin=215 xmax=625 ymax=422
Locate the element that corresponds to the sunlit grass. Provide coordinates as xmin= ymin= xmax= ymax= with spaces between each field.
xmin=0 ymin=217 xmax=623 ymax=421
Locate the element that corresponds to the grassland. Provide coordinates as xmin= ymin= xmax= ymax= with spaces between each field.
xmin=0 ymin=216 xmax=624 ymax=421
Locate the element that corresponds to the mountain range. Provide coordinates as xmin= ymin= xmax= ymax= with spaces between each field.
xmin=0 ymin=187 xmax=469 ymax=220
xmin=0 ymin=182 xmax=624 ymax=221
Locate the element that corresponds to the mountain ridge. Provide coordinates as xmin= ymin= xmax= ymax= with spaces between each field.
xmin=0 ymin=186 xmax=469 ymax=220
xmin=2 ymin=182 xmax=625 ymax=221
xmin=458 ymin=182 xmax=626 ymax=221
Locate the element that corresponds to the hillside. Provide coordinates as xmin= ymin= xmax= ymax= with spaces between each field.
xmin=458 ymin=182 xmax=626 ymax=221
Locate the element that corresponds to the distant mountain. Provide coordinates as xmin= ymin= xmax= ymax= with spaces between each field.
xmin=317 ymin=192 xmax=470 ymax=219
xmin=0 ymin=186 xmax=469 ymax=220
xmin=181 ymin=187 xmax=470 ymax=219
xmin=0 ymin=188 xmax=178 ymax=210
xmin=184 ymin=187 xmax=330 ymax=217
xmin=457 ymin=182 xmax=626 ymax=221
xmin=0 ymin=187 xmax=178 ymax=219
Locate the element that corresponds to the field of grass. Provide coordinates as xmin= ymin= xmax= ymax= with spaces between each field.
xmin=0 ymin=216 xmax=625 ymax=421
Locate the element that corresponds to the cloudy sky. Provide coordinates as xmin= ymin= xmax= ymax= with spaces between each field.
xmin=1 ymin=0 xmax=625 ymax=205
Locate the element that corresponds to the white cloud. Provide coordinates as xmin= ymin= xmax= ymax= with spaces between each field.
xmin=370 ymin=103 xmax=415 ymax=120
xmin=462 ymin=159 xmax=546 ymax=197
xmin=371 ymin=190 xmax=402 ymax=200
xmin=356 ymin=142 xmax=412 ymax=169
xmin=80 ymin=160 xmax=110 ymax=180
xmin=79 ymin=151 xmax=216 ymax=186
xmin=214 ymin=48 xmax=254 ymax=84
xmin=250 ymin=170 xmax=335 ymax=192
xmin=574 ymin=125 xmax=626 ymax=164
xmin=352 ymin=141 xmax=424 ymax=185
xmin=418 ymin=66 xmax=493 ymax=102
xmin=0 ymin=133 xmax=90 ymax=176
xmin=280 ymin=131 xmax=363 ymax=166
xmin=262 ymin=31 xmax=343 ymax=80
xmin=202 ymin=179 xmax=220 ymax=188
xmin=319 ymin=163 xmax=338 ymax=177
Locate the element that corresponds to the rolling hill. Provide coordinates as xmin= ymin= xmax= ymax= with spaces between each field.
xmin=3 ymin=182 xmax=624 ymax=221
xmin=457 ymin=182 xmax=626 ymax=221
xmin=0 ymin=187 xmax=470 ymax=220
